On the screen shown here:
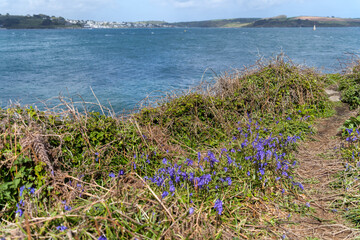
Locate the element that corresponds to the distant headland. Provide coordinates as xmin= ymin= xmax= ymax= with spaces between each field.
xmin=1 ymin=13 xmax=360 ymax=29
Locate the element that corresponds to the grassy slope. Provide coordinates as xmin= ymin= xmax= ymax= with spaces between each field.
xmin=247 ymin=16 xmax=360 ymax=28
xmin=0 ymin=56 xmax=346 ymax=239
xmin=171 ymin=18 xmax=260 ymax=28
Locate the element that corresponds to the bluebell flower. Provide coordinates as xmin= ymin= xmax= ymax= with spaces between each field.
xmin=293 ymin=182 xmax=304 ymax=191
xmin=16 ymin=207 xmax=23 ymax=217
xmin=28 ymin=187 xmax=36 ymax=195
xmin=247 ymin=171 xmax=250 ymax=176
xmin=189 ymin=207 xmax=194 ymax=215
xmin=214 ymin=199 xmax=223 ymax=215
xmin=56 ymin=225 xmax=68 ymax=231
xmin=109 ymin=172 xmax=115 ymax=178
xmin=185 ymin=158 xmax=193 ymax=166
xmin=19 ymin=185 xmax=25 ymax=197
xmin=225 ymin=177 xmax=232 ymax=186
xmin=286 ymin=117 xmax=291 ymax=121
xmin=224 ymin=167 xmax=228 ymax=172
xmin=98 ymin=236 xmax=107 ymax=240
xmin=161 ymin=191 xmax=169 ymax=199
xmin=169 ymin=184 xmax=175 ymax=193
xmin=162 ymin=158 xmax=168 ymax=165
xmin=118 ymin=170 xmax=125 ymax=176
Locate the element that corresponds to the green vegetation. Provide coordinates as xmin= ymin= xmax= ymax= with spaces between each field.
xmin=172 ymin=18 xmax=260 ymax=28
xmin=0 ymin=14 xmax=82 ymax=29
xmin=0 ymin=56 xmax=341 ymax=239
xmin=329 ymin=60 xmax=360 ymax=228
xmin=339 ymin=60 xmax=360 ymax=109
xmin=172 ymin=16 xmax=360 ymax=28
xmin=247 ymin=16 xmax=360 ymax=28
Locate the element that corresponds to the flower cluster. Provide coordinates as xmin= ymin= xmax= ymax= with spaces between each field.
xmin=344 ymin=128 xmax=360 ymax=143
xmin=16 ymin=185 xmax=36 ymax=217
xmin=139 ymin=114 xmax=307 ymax=215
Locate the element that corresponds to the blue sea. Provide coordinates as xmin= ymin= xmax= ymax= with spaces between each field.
xmin=1 ymin=28 xmax=360 ymax=112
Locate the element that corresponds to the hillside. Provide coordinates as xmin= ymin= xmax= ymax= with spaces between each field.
xmin=247 ymin=15 xmax=360 ymax=27
xmin=2 ymin=55 xmax=360 ymax=239
xmin=171 ymin=17 xmax=260 ymax=28
xmin=0 ymin=14 xmax=82 ymax=29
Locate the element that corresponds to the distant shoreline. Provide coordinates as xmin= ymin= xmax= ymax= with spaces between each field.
xmin=2 ymin=14 xmax=360 ymax=29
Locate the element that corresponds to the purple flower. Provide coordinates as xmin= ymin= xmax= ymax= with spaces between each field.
xmin=286 ymin=117 xmax=291 ymax=121
xmin=19 ymin=185 xmax=25 ymax=197
xmin=185 ymin=158 xmax=193 ymax=166
xmin=98 ymin=236 xmax=107 ymax=240
xmin=16 ymin=209 xmax=23 ymax=217
xmin=293 ymin=182 xmax=304 ymax=191
xmin=161 ymin=191 xmax=169 ymax=199
xmin=118 ymin=170 xmax=125 ymax=176
xmin=224 ymin=167 xmax=228 ymax=172
xmin=28 ymin=187 xmax=36 ymax=195
xmin=56 ymin=225 xmax=68 ymax=231
xmin=64 ymin=205 xmax=72 ymax=211
xmin=214 ymin=199 xmax=223 ymax=215
xmin=189 ymin=207 xmax=194 ymax=215
xmin=306 ymin=202 xmax=310 ymax=207
xmin=247 ymin=171 xmax=250 ymax=176
xmin=109 ymin=172 xmax=115 ymax=178
xmin=225 ymin=177 xmax=232 ymax=186
xmin=162 ymin=158 xmax=168 ymax=165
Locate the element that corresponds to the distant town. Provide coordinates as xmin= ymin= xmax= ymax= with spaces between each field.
xmin=1 ymin=13 xmax=360 ymax=29
xmin=67 ymin=19 xmax=172 ymax=29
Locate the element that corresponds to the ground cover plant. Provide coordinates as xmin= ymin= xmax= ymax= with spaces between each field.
xmin=0 ymin=56 xmax=335 ymax=239
xmin=339 ymin=59 xmax=360 ymax=109
xmin=332 ymin=111 xmax=360 ymax=227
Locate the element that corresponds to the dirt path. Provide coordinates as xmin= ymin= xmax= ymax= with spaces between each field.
xmin=281 ymin=103 xmax=360 ymax=240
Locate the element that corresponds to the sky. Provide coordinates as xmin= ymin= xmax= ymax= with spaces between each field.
xmin=0 ymin=0 xmax=359 ymax=22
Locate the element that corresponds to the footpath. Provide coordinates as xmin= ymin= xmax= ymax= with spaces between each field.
xmin=281 ymin=91 xmax=360 ymax=239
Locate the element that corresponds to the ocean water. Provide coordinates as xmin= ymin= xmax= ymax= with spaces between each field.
xmin=1 ymin=28 xmax=360 ymax=112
